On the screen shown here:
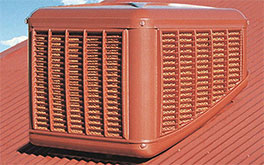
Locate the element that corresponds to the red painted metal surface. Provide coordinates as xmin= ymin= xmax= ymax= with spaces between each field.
xmin=0 ymin=0 xmax=263 ymax=164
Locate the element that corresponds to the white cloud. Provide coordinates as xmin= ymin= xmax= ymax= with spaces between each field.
xmin=0 ymin=36 xmax=27 ymax=47
xmin=61 ymin=0 xmax=103 ymax=5
xmin=62 ymin=0 xmax=87 ymax=5
xmin=88 ymin=0 xmax=104 ymax=3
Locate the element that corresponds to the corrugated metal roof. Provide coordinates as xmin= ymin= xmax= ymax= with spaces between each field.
xmin=0 ymin=0 xmax=263 ymax=164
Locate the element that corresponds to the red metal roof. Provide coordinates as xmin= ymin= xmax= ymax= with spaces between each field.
xmin=1 ymin=0 xmax=263 ymax=164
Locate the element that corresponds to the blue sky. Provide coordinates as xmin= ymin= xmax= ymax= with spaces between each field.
xmin=0 ymin=0 xmax=103 ymax=52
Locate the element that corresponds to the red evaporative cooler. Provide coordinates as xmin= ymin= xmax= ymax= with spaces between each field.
xmin=28 ymin=0 xmax=248 ymax=158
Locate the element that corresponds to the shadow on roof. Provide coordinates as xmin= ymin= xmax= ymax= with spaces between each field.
xmin=18 ymin=143 xmax=151 ymax=164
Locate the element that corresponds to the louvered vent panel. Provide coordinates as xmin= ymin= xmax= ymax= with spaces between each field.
xmin=212 ymin=30 xmax=228 ymax=104
xmin=161 ymin=29 xmax=243 ymax=135
xmin=161 ymin=32 xmax=179 ymax=134
xmin=86 ymin=32 xmax=104 ymax=136
xmin=50 ymin=31 xmax=67 ymax=132
xmin=66 ymin=31 xmax=85 ymax=134
xmin=31 ymin=29 xmax=125 ymax=138
xmin=196 ymin=31 xmax=211 ymax=115
xmin=178 ymin=31 xmax=195 ymax=127
xmin=32 ymin=31 xmax=50 ymax=130
xmin=228 ymin=30 xmax=242 ymax=89
xmin=104 ymin=32 xmax=123 ymax=138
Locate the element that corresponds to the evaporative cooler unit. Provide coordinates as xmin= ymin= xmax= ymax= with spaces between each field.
xmin=28 ymin=0 xmax=248 ymax=158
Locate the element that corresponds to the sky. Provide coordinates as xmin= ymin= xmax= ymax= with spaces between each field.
xmin=0 ymin=0 xmax=103 ymax=52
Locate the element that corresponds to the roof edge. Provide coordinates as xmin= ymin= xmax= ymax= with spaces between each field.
xmin=0 ymin=40 xmax=27 ymax=59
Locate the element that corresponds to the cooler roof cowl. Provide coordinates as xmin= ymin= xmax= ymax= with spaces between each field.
xmin=28 ymin=1 xmax=248 ymax=29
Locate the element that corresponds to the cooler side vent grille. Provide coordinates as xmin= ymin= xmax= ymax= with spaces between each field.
xmin=228 ymin=30 xmax=242 ymax=89
xmin=212 ymin=30 xmax=228 ymax=104
xmin=86 ymin=32 xmax=104 ymax=136
xmin=31 ymin=30 xmax=124 ymax=139
xmin=161 ymin=32 xmax=179 ymax=133
xmin=50 ymin=31 xmax=67 ymax=132
xmin=104 ymin=32 xmax=123 ymax=137
xmin=66 ymin=31 xmax=85 ymax=134
xmin=178 ymin=31 xmax=196 ymax=127
xmin=161 ymin=29 xmax=243 ymax=135
xmin=32 ymin=31 xmax=50 ymax=130
xmin=196 ymin=31 xmax=211 ymax=115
